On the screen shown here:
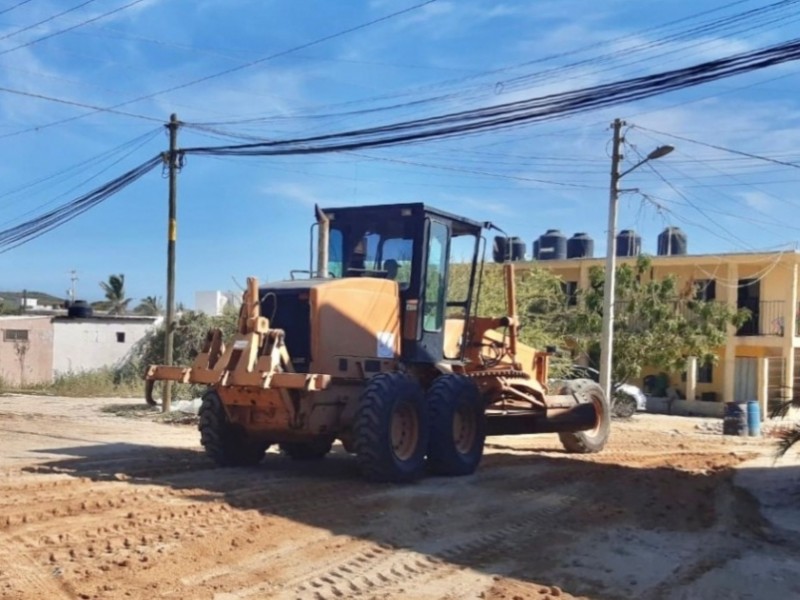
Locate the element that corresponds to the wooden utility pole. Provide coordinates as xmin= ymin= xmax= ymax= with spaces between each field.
xmin=163 ymin=113 xmax=180 ymax=413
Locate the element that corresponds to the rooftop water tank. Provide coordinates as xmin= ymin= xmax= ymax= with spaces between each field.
xmin=537 ymin=229 xmax=567 ymax=261
xmin=657 ymin=226 xmax=688 ymax=256
xmin=492 ymin=236 xmax=510 ymax=263
xmin=510 ymin=237 xmax=526 ymax=261
xmin=67 ymin=300 xmax=93 ymax=318
xmin=567 ymin=232 xmax=594 ymax=259
xmin=616 ymin=229 xmax=641 ymax=257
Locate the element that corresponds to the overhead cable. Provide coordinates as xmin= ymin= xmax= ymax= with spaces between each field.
xmin=182 ymin=37 xmax=800 ymax=157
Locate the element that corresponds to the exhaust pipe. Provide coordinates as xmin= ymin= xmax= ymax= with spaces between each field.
xmin=315 ymin=204 xmax=329 ymax=278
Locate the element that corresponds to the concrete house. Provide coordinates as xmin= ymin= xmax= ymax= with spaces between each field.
xmin=0 ymin=314 xmax=161 ymax=387
xmin=52 ymin=315 xmax=163 ymax=375
xmin=0 ymin=316 xmax=54 ymax=387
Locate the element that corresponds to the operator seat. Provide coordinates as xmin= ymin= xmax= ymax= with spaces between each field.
xmin=383 ymin=259 xmax=399 ymax=280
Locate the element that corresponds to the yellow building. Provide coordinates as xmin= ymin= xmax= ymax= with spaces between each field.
xmin=528 ymin=250 xmax=800 ymax=414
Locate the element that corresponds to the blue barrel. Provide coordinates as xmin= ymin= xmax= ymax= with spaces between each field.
xmin=723 ymin=402 xmax=747 ymax=436
xmin=746 ymin=400 xmax=761 ymax=437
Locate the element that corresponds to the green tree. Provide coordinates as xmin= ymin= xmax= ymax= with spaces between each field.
xmin=448 ymin=262 xmax=568 ymax=350
xmin=564 ymin=255 xmax=749 ymax=383
xmin=134 ymin=295 xmax=163 ymax=316
xmin=116 ymin=309 xmax=239 ymax=398
xmin=99 ymin=274 xmax=132 ymax=315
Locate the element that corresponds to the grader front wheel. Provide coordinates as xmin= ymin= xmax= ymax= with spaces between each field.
xmin=198 ymin=390 xmax=269 ymax=467
xmin=354 ymin=372 xmax=429 ymax=483
xmin=557 ymin=380 xmax=611 ymax=454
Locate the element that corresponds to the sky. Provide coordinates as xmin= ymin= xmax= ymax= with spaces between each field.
xmin=2 ymin=0 xmax=800 ymax=307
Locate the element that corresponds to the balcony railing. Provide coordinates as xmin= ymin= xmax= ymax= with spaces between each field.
xmin=736 ymin=299 xmax=786 ymax=337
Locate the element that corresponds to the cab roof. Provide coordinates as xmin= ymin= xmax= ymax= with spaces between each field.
xmin=320 ymin=202 xmax=485 ymax=236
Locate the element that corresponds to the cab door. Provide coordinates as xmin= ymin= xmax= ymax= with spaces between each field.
xmin=414 ymin=219 xmax=450 ymax=363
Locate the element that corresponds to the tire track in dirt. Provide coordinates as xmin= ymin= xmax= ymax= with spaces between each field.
xmin=230 ymin=487 xmax=588 ymax=600
xmin=0 ymin=535 xmax=74 ymax=600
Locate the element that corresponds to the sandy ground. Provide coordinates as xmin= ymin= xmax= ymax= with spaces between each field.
xmin=0 ymin=395 xmax=798 ymax=600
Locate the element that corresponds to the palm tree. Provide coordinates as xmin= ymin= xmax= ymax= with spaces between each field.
xmin=136 ymin=295 xmax=163 ymax=316
xmin=99 ymin=274 xmax=132 ymax=315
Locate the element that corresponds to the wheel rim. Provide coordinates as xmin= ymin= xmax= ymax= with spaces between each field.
xmin=587 ymin=392 xmax=604 ymax=436
xmin=391 ymin=401 xmax=419 ymax=461
xmin=452 ymin=405 xmax=477 ymax=454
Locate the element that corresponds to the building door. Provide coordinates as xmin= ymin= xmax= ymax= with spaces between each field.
xmin=737 ymin=279 xmax=760 ymax=335
xmin=734 ymin=357 xmax=758 ymax=402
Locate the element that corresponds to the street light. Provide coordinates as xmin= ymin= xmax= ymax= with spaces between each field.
xmin=598 ymin=118 xmax=674 ymax=402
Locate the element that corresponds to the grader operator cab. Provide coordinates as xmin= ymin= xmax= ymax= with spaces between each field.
xmin=145 ymin=203 xmax=609 ymax=482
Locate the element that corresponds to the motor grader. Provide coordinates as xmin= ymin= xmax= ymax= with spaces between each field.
xmin=145 ymin=203 xmax=609 ymax=482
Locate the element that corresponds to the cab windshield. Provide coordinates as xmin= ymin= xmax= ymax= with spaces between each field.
xmin=328 ymin=218 xmax=416 ymax=288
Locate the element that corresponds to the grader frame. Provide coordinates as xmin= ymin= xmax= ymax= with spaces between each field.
xmin=145 ymin=203 xmax=609 ymax=482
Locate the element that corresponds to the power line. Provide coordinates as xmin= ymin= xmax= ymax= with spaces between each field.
xmin=181 ymin=37 xmax=800 ymax=157
xmin=0 ymin=0 xmax=439 ymax=140
xmin=0 ymin=0 xmax=98 ymax=43
xmin=0 ymin=0 xmax=35 ymax=18
xmin=632 ymin=125 xmax=800 ymax=169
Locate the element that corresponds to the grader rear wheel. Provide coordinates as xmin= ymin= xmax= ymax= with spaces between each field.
xmin=427 ymin=374 xmax=486 ymax=476
xmin=353 ymin=372 xmax=429 ymax=483
xmin=558 ymin=379 xmax=610 ymax=453
xmin=198 ymin=390 xmax=269 ymax=467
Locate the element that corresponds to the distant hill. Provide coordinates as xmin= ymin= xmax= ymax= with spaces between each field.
xmin=0 ymin=290 xmax=65 ymax=308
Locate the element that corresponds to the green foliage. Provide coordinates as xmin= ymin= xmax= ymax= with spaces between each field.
xmin=7 ymin=368 xmax=143 ymax=397
xmin=565 ymin=255 xmax=749 ymax=382
xmin=116 ymin=309 xmax=239 ymax=399
xmin=448 ymin=262 xmax=568 ymax=350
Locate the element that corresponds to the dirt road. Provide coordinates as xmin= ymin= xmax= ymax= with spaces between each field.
xmin=0 ymin=395 xmax=798 ymax=600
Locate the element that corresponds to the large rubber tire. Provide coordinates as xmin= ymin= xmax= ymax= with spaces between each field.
xmin=427 ymin=374 xmax=486 ymax=476
xmin=354 ymin=372 xmax=429 ymax=483
xmin=279 ymin=438 xmax=334 ymax=460
xmin=198 ymin=390 xmax=269 ymax=467
xmin=558 ymin=379 xmax=611 ymax=454
xmin=612 ymin=392 xmax=637 ymax=419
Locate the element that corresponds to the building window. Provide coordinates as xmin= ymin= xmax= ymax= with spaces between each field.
xmin=562 ymin=281 xmax=578 ymax=306
xmin=697 ymin=361 xmax=713 ymax=383
xmin=694 ymin=279 xmax=716 ymax=301
xmin=116 ymin=331 xmax=126 ymax=343
xmin=3 ymin=329 xmax=28 ymax=342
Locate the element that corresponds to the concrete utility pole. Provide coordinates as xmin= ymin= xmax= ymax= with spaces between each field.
xmin=599 ymin=118 xmax=674 ymax=401
xmin=68 ymin=270 xmax=78 ymax=303
xmin=163 ymin=113 xmax=180 ymax=413
xmin=599 ymin=119 xmax=624 ymax=402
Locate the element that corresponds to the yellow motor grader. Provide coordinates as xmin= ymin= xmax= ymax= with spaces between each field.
xmin=145 ymin=203 xmax=609 ymax=482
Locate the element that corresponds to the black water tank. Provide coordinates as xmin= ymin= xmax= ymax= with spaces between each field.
xmin=510 ymin=237 xmax=526 ymax=261
xmin=68 ymin=300 xmax=93 ymax=318
xmin=492 ymin=236 xmax=511 ymax=263
xmin=537 ymin=229 xmax=567 ymax=260
xmin=532 ymin=239 xmax=540 ymax=260
xmin=567 ymin=232 xmax=594 ymax=259
xmin=616 ymin=229 xmax=641 ymax=257
xmin=657 ymin=226 xmax=688 ymax=256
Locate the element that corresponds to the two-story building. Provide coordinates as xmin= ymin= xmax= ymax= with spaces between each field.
xmin=528 ymin=249 xmax=800 ymax=415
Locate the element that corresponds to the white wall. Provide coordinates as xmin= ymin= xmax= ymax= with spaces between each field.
xmin=195 ymin=290 xmax=239 ymax=316
xmin=52 ymin=317 xmax=162 ymax=375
